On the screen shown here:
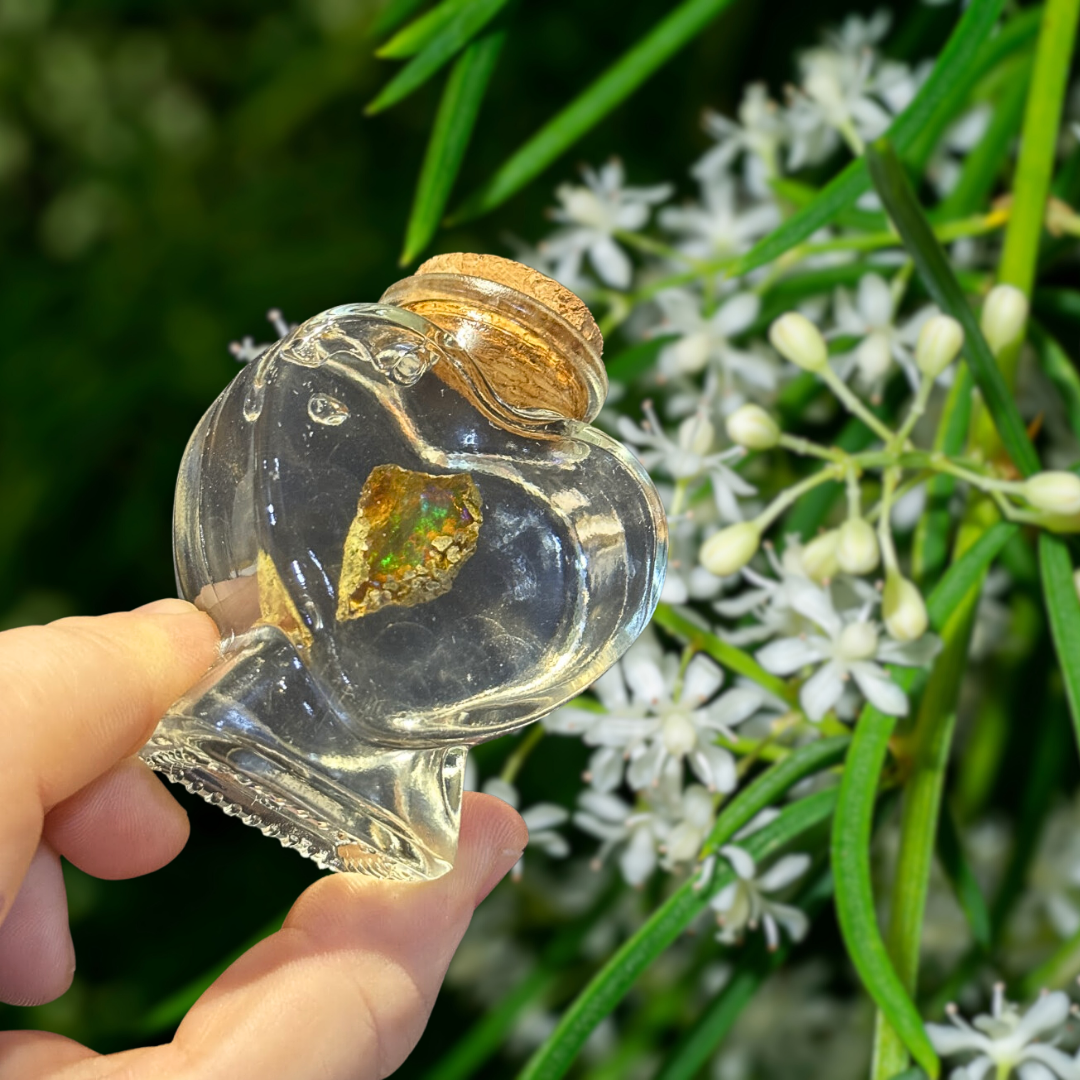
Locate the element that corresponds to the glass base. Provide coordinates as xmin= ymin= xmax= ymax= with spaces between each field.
xmin=141 ymin=628 xmax=466 ymax=881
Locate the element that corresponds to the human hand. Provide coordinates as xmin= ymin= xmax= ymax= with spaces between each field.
xmin=0 ymin=599 xmax=527 ymax=1079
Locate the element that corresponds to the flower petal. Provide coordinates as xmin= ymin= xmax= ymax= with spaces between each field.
xmin=719 ymin=844 xmax=756 ymax=880
xmin=765 ymin=899 xmax=809 ymax=942
xmin=858 ymin=272 xmax=894 ymax=327
xmin=522 ymin=802 xmax=570 ymax=832
xmin=693 ymin=743 xmax=737 ymax=793
xmin=619 ymin=824 xmax=658 ymax=886
xmin=758 ymin=852 xmax=811 ymax=892
xmin=589 ymin=235 xmax=632 ymax=288
xmin=789 ymin=578 xmax=843 ymax=637
xmin=714 ymin=291 xmax=761 ymax=337
xmin=756 ymin=636 xmax=821 ymax=675
xmin=924 ymin=1024 xmax=991 ymax=1057
xmin=1013 ymin=991 xmax=1071 ymax=1043
xmin=850 ymin=662 xmax=909 ymax=717
xmin=707 ymin=686 xmax=767 ymax=730
xmin=683 ymin=654 xmax=724 ymax=705
xmin=877 ymin=633 xmax=943 ymax=667
xmin=588 ymin=746 xmax=625 ymax=793
xmin=800 ymin=660 xmax=845 ymax=722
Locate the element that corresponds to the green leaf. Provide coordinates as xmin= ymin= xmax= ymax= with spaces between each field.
xmin=925 ymin=521 xmax=1019 ymax=631
xmin=723 ymin=0 xmax=1007 ymax=280
xmin=1039 ymin=532 xmax=1080 ymax=749
xmin=400 ymin=29 xmax=505 ymax=264
xmin=378 ymin=0 xmax=470 ymax=57
xmin=937 ymin=803 xmax=992 ymax=950
xmin=370 ymin=0 xmax=431 ymax=40
xmin=936 ymin=58 xmax=1032 ymax=219
xmin=517 ymin=743 xmax=847 ymax=1080
xmin=366 ymin=0 xmax=510 ymax=114
xmin=865 ymin=139 xmax=1040 ymax=477
xmin=832 ymin=709 xmax=940 ymax=1078
xmin=450 ymin=0 xmax=740 ymax=223
xmin=651 ymin=603 xmax=796 ymax=704
xmin=998 ymin=0 xmax=1080 ymax=300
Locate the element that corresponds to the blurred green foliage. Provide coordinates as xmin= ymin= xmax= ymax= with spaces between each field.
xmin=0 ymin=0 xmax=946 ymax=1071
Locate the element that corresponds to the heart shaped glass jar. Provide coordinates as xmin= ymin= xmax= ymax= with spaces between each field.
xmin=141 ymin=254 xmax=667 ymax=880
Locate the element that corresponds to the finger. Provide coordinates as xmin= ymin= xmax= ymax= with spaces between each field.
xmin=0 ymin=1032 xmax=98 ymax=1078
xmin=44 ymin=758 xmax=191 ymax=880
xmin=162 ymin=793 xmax=527 ymax=1080
xmin=0 ymin=600 xmax=218 ymax=929
xmin=0 ymin=841 xmax=74 ymax=1006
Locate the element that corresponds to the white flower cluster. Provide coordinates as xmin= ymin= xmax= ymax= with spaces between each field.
xmin=459 ymin=11 xmax=1080 ymax=991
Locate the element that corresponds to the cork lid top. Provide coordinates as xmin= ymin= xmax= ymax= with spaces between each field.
xmin=381 ymin=253 xmax=607 ymax=433
xmin=414 ymin=253 xmax=604 ymax=357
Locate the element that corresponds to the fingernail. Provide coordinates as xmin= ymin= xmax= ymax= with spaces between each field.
xmin=135 ymin=598 xmax=197 ymax=616
xmin=475 ymin=846 xmax=524 ymax=907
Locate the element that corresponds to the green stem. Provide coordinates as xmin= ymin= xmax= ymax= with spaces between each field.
xmin=996 ymin=0 xmax=1080 ymax=384
xmin=818 ymin=366 xmax=897 ymax=443
xmin=753 ymin=465 xmax=844 ymax=531
xmin=501 ymin=725 xmax=545 ymax=785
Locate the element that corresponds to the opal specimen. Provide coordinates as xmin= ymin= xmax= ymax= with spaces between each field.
xmin=336 ymin=464 xmax=482 ymax=621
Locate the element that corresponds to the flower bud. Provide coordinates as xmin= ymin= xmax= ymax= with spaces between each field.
xmin=769 ymin=312 xmax=828 ymax=372
xmin=725 ymin=404 xmax=780 ymax=450
xmin=837 ymin=621 xmax=879 ymax=662
xmin=801 ymin=529 xmax=841 ymax=582
xmin=915 ymin=315 xmax=963 ymax=380
xmin=700 ymin=521 xmax=761 ymax=577
xmin=1022 ymin=471 xmax=1080 ymax=516
xmin=678 ymin=410 xmax=715 ymax=458
xmin=835 ymin=518 xmax=880 ymax=575
xmin=980 ymin=285 xmax=1028 ymax=356
xmin=883 ymin=573 xmax=929 ymax=642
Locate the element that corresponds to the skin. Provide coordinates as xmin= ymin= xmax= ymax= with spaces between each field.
xmin=0 ymin=599 xmax=527 ymax=1079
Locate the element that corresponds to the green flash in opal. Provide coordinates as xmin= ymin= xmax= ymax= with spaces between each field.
xmin=336 ymin=464 xmax=482 ymax=621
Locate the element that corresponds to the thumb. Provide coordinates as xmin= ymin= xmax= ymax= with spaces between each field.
xmin=164 ymin=792 xmax=527 ymax=1080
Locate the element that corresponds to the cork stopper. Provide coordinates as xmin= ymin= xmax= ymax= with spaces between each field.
xmin=415 ymin=253 xmax=604 ymax=357
xmin=381 ymin=253 xmax=606 ymax=434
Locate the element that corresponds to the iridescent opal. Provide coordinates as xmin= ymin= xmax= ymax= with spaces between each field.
xmin=336 ymin=464 xmax=482 ymax=620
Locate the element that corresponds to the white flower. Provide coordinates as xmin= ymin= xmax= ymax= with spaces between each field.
xmin=715 ymin=539 xmax=878 ymax=646
xmin=830 ymin=272 xmax=936 ymax=394
xmin=693 ymin=84 xmax=787 ymax=197
xmin=659 ymin=173 xmax=781 ymax=262
xmin=574 ymin=774 xmax=716 ymax=885
xmin=650 ymin=286 xmax=768 ymax=386
xmin=617 ymin=401 xmax=757 ymax=522
xmin=542 ymin=159 xmax=672 ymax=288
xmin=483 ymin=778 xmax=569 ymax=879
xmin=786 ymin=50 xmax=886 ymax=167
xmin=578 ymin=634 xmax=755 ymax=792
xmin=754 ymin=578 xmax=940 ymax=721
xmin=229 ymin=308 xmax=294 ymax=363
xmin=706 ymin=844 xmax=811 ymax=949
xmin=926 ymin=986 xmax=1080 ymax=1080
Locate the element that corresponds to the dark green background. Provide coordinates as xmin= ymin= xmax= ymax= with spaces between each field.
xmin=0 ymin=0 xmax=942 ymax=1071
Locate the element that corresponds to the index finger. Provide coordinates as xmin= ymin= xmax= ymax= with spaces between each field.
xmin=0 ymin=600 xmax=219 ymax=925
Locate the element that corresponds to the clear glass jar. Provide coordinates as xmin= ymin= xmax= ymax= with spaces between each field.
xmin=141 ymin=254 xmax=667 ymax=880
